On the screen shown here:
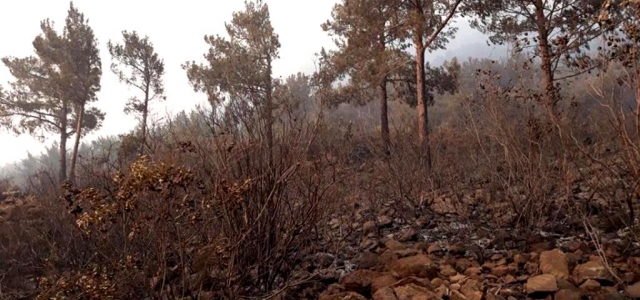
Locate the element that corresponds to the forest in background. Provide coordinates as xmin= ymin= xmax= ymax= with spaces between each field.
xmin=1 ymin=0 xmax=640 ymax=299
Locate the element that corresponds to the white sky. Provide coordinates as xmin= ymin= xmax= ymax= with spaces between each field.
xmin=0 ymin=0 xmax=499 ymax=168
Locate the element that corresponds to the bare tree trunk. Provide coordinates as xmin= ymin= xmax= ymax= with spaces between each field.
xmin=141 ymin=86 xmax=149 ymax=156
xmin=69 ymin=104 xmax=85 ymax=184
xmin=635 ymin=66 xmax=640 ymax=142
xmin=534 ymin=0 xmax=556 ymax=111
xmin=380 ymin=78 xmax=390 ymax=156
xmin=415 ymin=44 xmax=431 ymax=171
xmin=266 ymin=56 xmax=274 ymax=169
xmin=59 ymin=103 xmax=68 ymax=184
xmin=630 ymin=65 xmax=640 ymax=223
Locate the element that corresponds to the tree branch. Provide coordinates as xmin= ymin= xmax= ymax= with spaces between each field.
xmin=423 ymin=0 xmax=463 ymax=50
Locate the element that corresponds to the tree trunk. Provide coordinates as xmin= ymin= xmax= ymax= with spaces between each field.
xmin=141 ymin=86 xmax=149 ymax=156
xmin=266 ymin=56 xmax=274 ymax=169
xmin=635 ymin=66 xmax=640 ymax=140
xmin=380 ymin=78 xmax=390 ymax=156
xmin=378 ymin=31 xmax=390 ymax=156
xmin=58 ymin=103 xmax=68 ymax=184
xmin=69 ymin=104 xmax=85 ymax=184
xmin=415 ymin=45 xmax=431 ymax=171
xmin=534 ymin=0 xmax=556 ymax=110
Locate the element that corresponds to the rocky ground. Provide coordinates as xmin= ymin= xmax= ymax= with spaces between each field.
xmin=283 ymin=157 xmax=640 ymax=300
xmin=300 ymin=206 xmax=640 ymax=300
xmin=2 ymin=157 xmax=640 ymax=299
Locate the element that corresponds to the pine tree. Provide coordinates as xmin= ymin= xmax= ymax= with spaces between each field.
xmin=63 ymin=2 xmax=102 ymax=183
xmin=0 ymin=3 xmax=103 ymax=184
xmin=320 ymin=0 xmax=408 ymax=155
xmin=468 ymin=0 xmax=613 ymax=111
xmin=401 ymin=0 xmax=463 ymax=169
xmin=108 ymin=31 xmax=165 ymax=154
xmin=184 ymin=0 xmax=279 ymax=166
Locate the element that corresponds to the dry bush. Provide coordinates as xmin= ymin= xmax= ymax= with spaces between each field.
xmin=567 ymin=62 xmax=640 ymax=235
xmin=0 ymin=194 xmax=89 ymax=299
xmin=23 ymin=104 xmax=341 ymax=299
xmin=444 ymin=66 xmax=575 ymax=229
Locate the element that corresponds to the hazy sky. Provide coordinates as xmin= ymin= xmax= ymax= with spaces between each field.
xmin=0 ymin=0 xmax=500 ymax=167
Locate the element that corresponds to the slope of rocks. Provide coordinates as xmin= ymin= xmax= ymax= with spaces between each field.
xmin=316 ymin=233 xmax=640 ymax=300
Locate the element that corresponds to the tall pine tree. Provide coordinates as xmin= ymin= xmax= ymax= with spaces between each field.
xmin=0 ymin=2 xmax=103 ymax=184
xmin=184 ymin=0 xmax=279 ymax=166
xmin=108 ymin=31 xmax=165 ymax=154
xmin=320 ymin=0 xmax=408 ymax=155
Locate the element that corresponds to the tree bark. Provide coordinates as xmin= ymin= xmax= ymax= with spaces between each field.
xmin=636 ymin=66 xmax=640 ymax=143
xmin=415 ymin=44 xmax=431 ymax=171
xmin=265 ymin=56 xmax=274 ymax=169
xmin=58 ymin=102 xmax=68 ymax=184
xmin=141 ymin=85 xmax=149 ymax=156
xmin=69 ymin=104 xmax=85 ymax=184
xmin=380 ymin=78 xmax=390 ymax=156
xmin=534 ymin=0 xmax=556 ymax=110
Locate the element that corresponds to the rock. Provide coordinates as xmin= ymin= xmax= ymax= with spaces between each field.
xmin=319 ymin=269 xmax=342 ymax=282
xmin=398 ymin=227 xmax=418 ymax=242
xmin=431 ymin=278 xmax=444 ymax=288
xmin=568 ymin=241 xmax=590 ymax=253
xmin=356 ymin=252 xmax=382 ymax=270
xmin=485 ymin=274 xmax=499 ymax=281
xmin=450 ymin=274 xmax=466 ymax=284
xmin=434 ymin=285 xmax=448 ymax=299
xmin=481 ymin=262 xmax=496 ymax=271
xmin=388 ymin=255 xmax=438 ymax=279
xmin=426 ymin=244 xmax=443 ymax=255
xmin=460 ymin=279 xmax=483 ymax=300
xmin=464 ymin=267 xmax=481 ymax=277
xmin=440 ymin=264 xmax=457 ymax=277
xmin=385 ymin=239 xmax=407 ymax=251
xmin=316 ymin=253 xmax=336 ymax=268
xmin=393 ymin=283 xmax=438 ymax=300
xmin=626 ymin=281 xmax=640 ymax=299
xmin=623 ymin=271 xmax=640 ymax=284
xmin=594 ymin=287 xmax=625 ymax=300
xmin=395 ymin=249 xmax=419 ymax=258
xmin=490 ymin=253 xmax=504 ymax=261
xmin=554 ymin=289 xmax=582 ymax=300
xmin=513 ymin=253 xmax=528 ymax=265
xmin=455 ymin=258 xmax=473 ymax=272
xmin=373 ymin=287 xmax=398 ymax=300
xmin=449 ymin=290 xmax=468 ymax=300
xmin=371 ymin=274 xmax=397 ymax=293
xmin=525 ymin=274 xmax=558 ymax=294
xmin=325 ymin=283 xmax=346 ymax=295
xmin=448 ymin=244 xmax=466 ymax=255
xmin=524 ymin=261 xmax=539 ymax=275
xmin=485 ymin=294 xmax=506 ymax=300
xmin=496 ymin=258 xmax=507 ymax=266
xmin=503 ymin=274 xmax=517 ymax=284
xmin=580 ymin=279 xmax=601 ymax=292
xmin=342 ymin=270 xmax=380 ymax=294
xmin=378 ymin=215 xmax=393 ymax=227
xmin=390 ymin=277 xmax=434 ymax=290
xmin=319 ymin=292 xmax=368 ymax=300
xmin=361 ymin=238 xmax=379 ymax=251
xmin=491 ymin=265 xmax=510 ymax=277
xmin=556 ymin=278 xmax=577 ymax=290
xmin=363 ymin=221 xmax=377 ymax=235
xmin=540 ymin=249 xmax=570 ymax=280
xmin=530 ymin=241 xmax=554 ymax=253
xmin=573 ymin=260 xmax=614 ymax=284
